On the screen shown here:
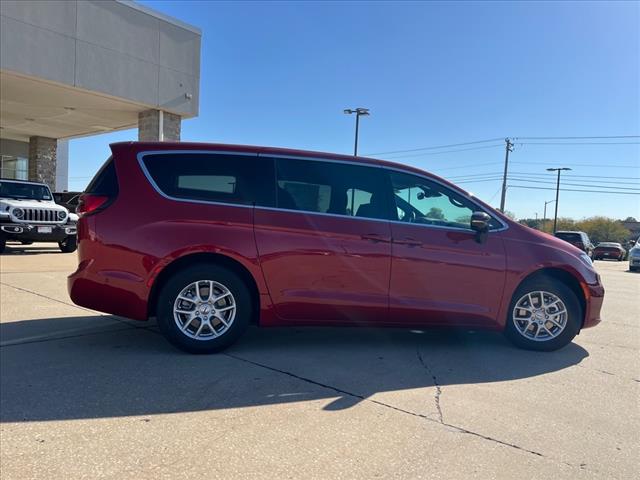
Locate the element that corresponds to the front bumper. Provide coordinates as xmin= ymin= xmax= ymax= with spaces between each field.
xmin=0 ymin=222 xmax=77 ymax=242
xmin=582 ymin=282 xmax=605 ymax=329
xmin=629 ymin=256 xmax=640 ymax=269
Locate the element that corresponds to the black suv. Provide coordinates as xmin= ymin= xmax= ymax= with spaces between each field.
xmin=554 ymin=231 xmax=594 ymax=258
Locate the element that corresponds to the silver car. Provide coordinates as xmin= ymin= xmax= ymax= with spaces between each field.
xmin=629 ymin=239 xmax=640 ymax=272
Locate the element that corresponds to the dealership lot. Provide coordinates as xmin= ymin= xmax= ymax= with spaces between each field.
xmin=0 ymin=245 xmax=638 ymax=479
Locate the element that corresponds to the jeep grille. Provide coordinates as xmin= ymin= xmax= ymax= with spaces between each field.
xmin=16 ymin=208 xmax=64 ymax=224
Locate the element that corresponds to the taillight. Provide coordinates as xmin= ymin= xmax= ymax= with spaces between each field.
xmin=77 ymin=194 xmax=110 ymax=216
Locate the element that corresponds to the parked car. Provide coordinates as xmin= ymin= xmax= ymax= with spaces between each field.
xmin=68 ymin=142 xmax=605 ymax=353
xmin=0 ymin=178 xmax=78 ymax=253
xmin=53 ymin=191 xmax=82 ymax=213
xmin=628 ymin=238 xmax=640 ymax=272
xmin=593 ymin=242 xmax=626 ymax=261
xmin=554 ymin=231 xmax=594 ymax=257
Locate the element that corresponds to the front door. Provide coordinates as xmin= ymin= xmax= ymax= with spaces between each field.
xmin=254 ymin=156 xmax=393 ymax=324
xmin=387 ymin=171 xmax=507 ymax=327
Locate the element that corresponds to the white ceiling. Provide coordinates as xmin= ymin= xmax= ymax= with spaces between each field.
xmin=0 ymin=71 xmax=149 ymax=142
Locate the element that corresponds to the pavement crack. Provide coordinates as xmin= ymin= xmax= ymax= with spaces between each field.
xmin=415 ymin=344 xmax=444 ymax=423
xmin=225 ymin=353 xmax=557 ymax=463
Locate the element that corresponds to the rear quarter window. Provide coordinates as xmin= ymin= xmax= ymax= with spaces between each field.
xmin=555 ymin=233 xmax=581 ymax=242
xmin=141 ymin=153 xmax=275 ymax=207
xmin=86 ymin=157 xmax=118 ymax=196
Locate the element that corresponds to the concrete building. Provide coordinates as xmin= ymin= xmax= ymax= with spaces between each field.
xmin=0 ymin=0 xmax=201 ymax=191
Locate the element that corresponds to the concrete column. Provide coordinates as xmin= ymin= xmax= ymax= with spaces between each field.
xmin=28 ymin=136 xmax=57 ymax=189
xmin=55 ymin=139 xmax=69 ymax=192
xmin=138 ymin=110 xmax=181 ymax=141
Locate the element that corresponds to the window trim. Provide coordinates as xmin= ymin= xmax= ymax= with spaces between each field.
xmin=137 ymin=150 xmax=509 ymax=232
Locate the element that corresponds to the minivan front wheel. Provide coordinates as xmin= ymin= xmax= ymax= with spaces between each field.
xmin=157 ymin=264 xmax=251 ymax=354
xmin=505 ymin=277 xmax=581 ymax=351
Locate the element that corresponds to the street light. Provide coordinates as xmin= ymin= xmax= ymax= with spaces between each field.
xmin=343 ymin=107 xmax=370 ymax=156
xmin=546 ymin=167 xmax=572 ymax=233
xmin=542 ymin=199 xmax=556 ymax=232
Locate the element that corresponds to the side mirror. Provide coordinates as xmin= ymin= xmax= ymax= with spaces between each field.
xmin=470 ymin=211 xmax=491 ymax=243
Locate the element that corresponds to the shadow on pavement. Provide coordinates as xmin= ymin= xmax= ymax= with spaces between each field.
xmin=1 ymin=244 xmax=63 ymax=255
xmin=0 ymin=316 xmax=589 ymax=422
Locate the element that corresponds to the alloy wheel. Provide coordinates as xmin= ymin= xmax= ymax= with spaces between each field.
xmin=173 ymin=280 xmax=236 ymax=340
xmin=512 ymin=290 xmax=568 ymax=342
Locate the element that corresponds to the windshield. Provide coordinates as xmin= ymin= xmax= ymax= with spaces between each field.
xmin=0 ymin=181 xmax=52 ymax=200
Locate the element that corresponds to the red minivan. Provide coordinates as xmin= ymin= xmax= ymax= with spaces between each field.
xmin=69 ymin=142 xmax=604 ymax=353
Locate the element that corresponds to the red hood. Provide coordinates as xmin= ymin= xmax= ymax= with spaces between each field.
xmin=508 ymin=222 xmax=585 ymax=256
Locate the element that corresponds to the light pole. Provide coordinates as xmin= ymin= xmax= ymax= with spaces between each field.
xmin=547 ymin=167 xmax=572 ymax=233
xmin=343 ymin=107 xmax=370 ymax=156
xmin=543 ymin=199 xmax=555 ymax=232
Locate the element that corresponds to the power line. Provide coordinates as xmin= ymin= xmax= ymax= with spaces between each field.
xmin=511 ymin=161 xmax=638 ymax=169
xmin=508 ymin=177 xmax=640 ymax=190
xmin=509 ymin=171 xmax=640 ymax=180
xmin=367 ymin=135 xmax=640 ymax=157
xmin=385 ymin=143 xmax=503 ymax=160
xmin=508 ymin=185 xmax=640 ymax=195
xmin=512 ymin=135 xmax=640 ymax=140
xmin=456 ymin=177 xmax=503 ymax=184
xmin=515 ymin=142 xmax=640 ymax=145
xmin=431 ymin=161 xmax=504 ymax=172
xmin=365 ymin=137 xmax=503 ymax=156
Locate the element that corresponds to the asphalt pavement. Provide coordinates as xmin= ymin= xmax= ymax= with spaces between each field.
xmin=1 ymin=243 xmax=638 ymax=479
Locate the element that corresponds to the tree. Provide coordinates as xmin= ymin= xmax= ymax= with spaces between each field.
xmin=623 ymin=217 xmax=637 ymax=222
xmin=576 ymin=217 xmax=631 ymax=244
xmin=426 ymin=207 xmax=445 ymax=220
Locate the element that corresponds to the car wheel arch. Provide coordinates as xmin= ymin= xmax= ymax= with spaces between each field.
xmin=511 ymin=267 xmax=587 ymax=329
xmin=147 ymin=252 xmax=260 ymax=323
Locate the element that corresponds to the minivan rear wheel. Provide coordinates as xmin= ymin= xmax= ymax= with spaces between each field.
xmin=156 ymin=264 xmax=252 ymax=354
xmin=504 ymin=277 xmax=581 ymax=351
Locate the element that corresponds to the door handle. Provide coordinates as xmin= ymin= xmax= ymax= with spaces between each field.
xmin=394 ymin=237 xmax=422 ymax=247
xmin=361 ymin=233 xmax=390 ymax=243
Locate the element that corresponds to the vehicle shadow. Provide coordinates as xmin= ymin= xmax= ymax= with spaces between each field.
xmin=1 ymin=244 xmax=63 ymax=255
xmin=0 ymin=316 xmax=589 ymax=422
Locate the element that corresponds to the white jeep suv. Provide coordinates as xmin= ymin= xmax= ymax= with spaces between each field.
xmin=0 ymin=179 xmax=78 ymax=253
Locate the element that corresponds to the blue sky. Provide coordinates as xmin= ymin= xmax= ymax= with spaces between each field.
xmin=69 ymin=0 xmax=640 ymax=220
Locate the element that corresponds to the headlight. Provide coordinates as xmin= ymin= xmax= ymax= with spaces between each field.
xmin=57 ymin=210 xmax=66 ymax=221
xmin=12 ymin=208 xmax=24 ymax=219
xmin=579 ymin=253 xmax=593 ymax=267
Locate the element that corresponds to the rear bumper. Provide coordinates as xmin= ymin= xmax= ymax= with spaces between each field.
xmin=1 ymin=222 xmax=76 ymax=242
xmin=582 ymin=282 xmax=605 ymax=329
xmin=68 ymin=259 xmax=149 ymax=321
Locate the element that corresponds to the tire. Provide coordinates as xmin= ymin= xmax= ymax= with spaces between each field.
xmin=58 ymin=236 xmax=77 ymax=253
xmin=504 ymin=276 xmax=582 ymax=351
xmin=0 ymin=236 xmax=5 ymax=254
xmin=156 ymin=264 xmax=252 ymax=354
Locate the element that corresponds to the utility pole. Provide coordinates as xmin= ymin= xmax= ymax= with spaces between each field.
xmin=543 ymin=199 xmax=555 ymax=232
xmin=499 ymin=138 xmax=513 ymax=213
xmin=547 ymin=167 xmax=572 ymax=233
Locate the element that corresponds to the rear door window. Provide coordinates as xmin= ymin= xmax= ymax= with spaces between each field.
xmin=141 ymin=153 xmax=275 ymax=207
xmin=274 ymin=158 xmax=392 ymax=220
